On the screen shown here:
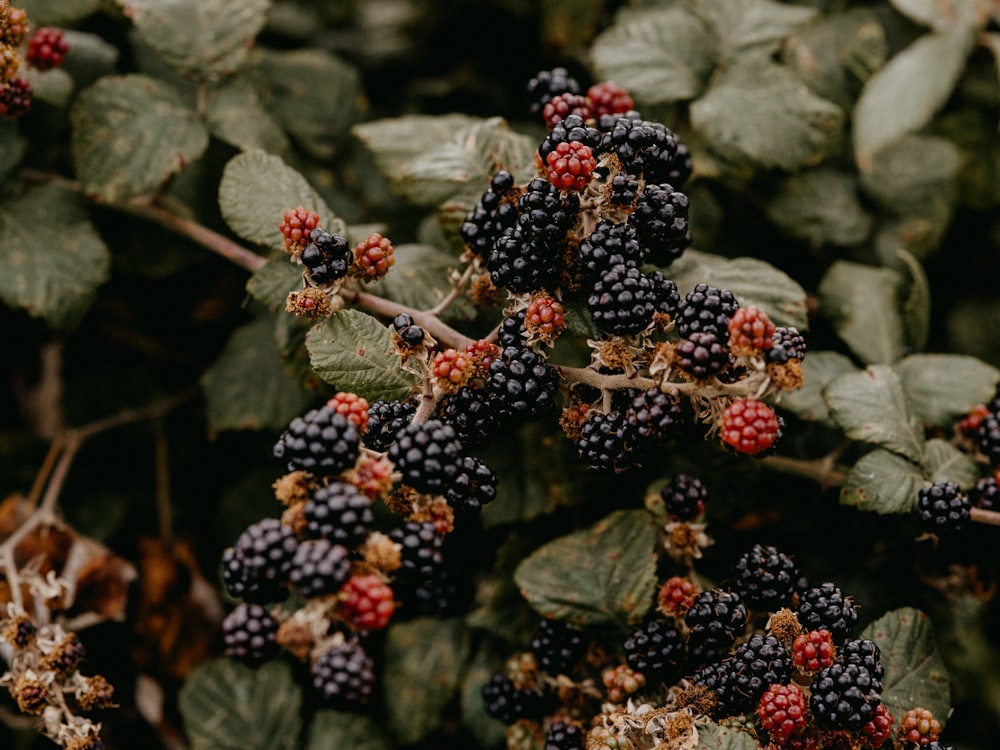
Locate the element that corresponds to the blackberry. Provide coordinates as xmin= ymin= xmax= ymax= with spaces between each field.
xmin=731 ymin=544 xmax=799 ymax=612
xmin=976 ymin=412 xmax=1000 ymax=466
xmin=445 ymin=455 xmax=499 ymax=512
xmin=660 ymin=474 xmax=708 ymax=521
xmin=666 ymin=140 xmax=693 ymax=187
xmin=577 ymin=410 xmax=643 ymax=473
xmin=433 ymin=385 xmax=502 ymax=450
xmin=969 ymin=475 xmax=1000 ymax=511
xmin=0 ymin=77 xmax=31 ymax=118
xmin=527 ymin=67 xmax=582 ymax=115
xmin=300 ymin=229 xmax=352 ymax=285
xmin=222 ymin=603 xmax=279 ymax=665
xmin=674 ymin=332 xmax=731 ymax=380
xmin=648 ymin=272 xmax=681 ymax=318
xmin=273 ymin=407 xmax=361 ymax=476
xmin=497 ymin=309 xmax=528 ymax=348
xmin=312 ymin=641 xmax=375 ymax=705
xmin=545 ymin=720 xmax=585 ymax=750
xmin=518 ymin=177 xmax=581 ymax=238
xmin=629 ymin=183 xmax=691 ymax=266
xmin=224 ymin=519 xmax=299 ymax=603
xmin=675 ymin=283 xmax=740 ymax=340
xmin=768 ymin=326 xmax=807 ymax=364
xmin=408 ymin=566 xmax=472 ymax=617
xmin=623 ymin=618 xmax=685 ymax=684
xmin=796 ymin=582 xmax=858 ymax=643
xmin=389 ymin=521 xmax=444 ymax=577
xmin=598 ymin=117 xmax=682 ymax=183
xmin=288 ymin=538 xmax=352 ymax=598
xmin=685 ymin=589 xmax=748 ymax=652
xmin=530 ymin=618 xmax=587 ymax=676
xmin=838 ymin=638 xmax=885 ymax=682
xmin=486 ymin=346 xmax=560 ymax=421
xmin=626 ymin=387 xmax=683 ymax=442
xmin=810 ymin=659 xmax=882 ymax=730
xmin=460 ymin=191 xmax=518 ymax=260
xmin=587 ymin=263 xmax=659 ymax=336
xmin=392 ymin=312 xmax=427 ymax=348
xmin=538 ymin=114 xmax=602 ymax=163
xmin=917 ymin=481 xmax=971 ymax=533
xmin=577 ymin=220 xmax=644 ymax=280
xmin=607 ymin=172 xmax=640 ymax=208
xmin=304 ymin=481 xmax=373 ymax=546
xmin=364 ymin=399 xmax=416 ymax=451
xmin=481 ymin=673 xmax=549 ymax=725
xmin=712 ymin=633 xmax=792 ymax=718
xmin=386 ymin=419 xmax=463 ymax=494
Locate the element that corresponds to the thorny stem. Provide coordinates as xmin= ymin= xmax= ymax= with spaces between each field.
xmin=426 ymin=263 xmax=476 ymax=317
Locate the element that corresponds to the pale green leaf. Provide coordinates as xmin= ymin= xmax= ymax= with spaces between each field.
xmin=383 ymin=618 xmax=469 ymax=746
xmin=200 ymin=315 xmax=315 ymax=437
xmin=696 ymin=723 xmax=759 ymax=749
xmin=923 ymin=438 xmax=980 ymax=489
xmin=778 ymin=351 xmax=858 ymax=426
xmin=853 ymin=26 xmax=977 ymax=169
xmin=60 ymin=31 xmax=122 ymax=90
xmin=589 ymin=6 xmax=716 ymax=105
xmin=841 ymin=448 xmax=924 ymax=514
xmin=817 ymin=260 xmax=905 ymax=364
xmin=765 ymin=168 xmax=872 ymax=247
xmin=860 ymin=608 xmax=952 ymax=727
xmin=824 ymin=365 xmax=925 ymax=462
xmin=120 ymin=0 xmax=270 ymax=80
xmin=178 ymin=658 xmax=302 ymax=750
xmin=0 ymin=185 xmax=110 ymax=329
xmin=246 ymin=259 xmax=303 ymax=311
xmin=305 ymin=309 xmax=419 ymax=402
xmin=205 ymin=77 xmax=291 ymax=155
xmin=890 ymin=0 xmax=992 ymax=31
xmin=306 ymin=711 xmax=391 ymax=750
xmin=70 ymin=74 xmax=209 ymax=203
xmin=218 ymin=150 xmax=341 ymax=247
xmin=668 ymin=249 xmax=809 ymax=330
xmin=690 ymin=58 xmax=843 ymax=171
xmin=17 ymin=0 xmax=100 ymax=25
xmin=895 ymin=354 xmax=999 ymax=429
xmin=513 ymin=509 xmax=659 ymax=628
xmin=693 ymin=0 xmax=819 ymax=63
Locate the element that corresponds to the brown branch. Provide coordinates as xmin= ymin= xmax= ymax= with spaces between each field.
xmin=971 ymin=507 xmax=1000 ymax=527
xmin=342 ymin=288 xmax=475 ymax=351
xmin=757 ymin=454 xmax=848 ymax=488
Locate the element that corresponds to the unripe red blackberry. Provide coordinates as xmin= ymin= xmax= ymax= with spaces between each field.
xmin=312 ymin=640 xmax=375 ymax=705
xmin=731 ymin=544 xmax=799 ymax=612
xmin=304 ymin=481 xmax=373 ymax=547
xmin=720 ymin=398 xmax=781 ymax=456
xmin=431 ymin=347 xmax=475 ymax=390
xmin=860 ymin=703 xmax=894 ymax=748
xmin=26 ymin=27 xmax=68 ymax=71
xmin=586 ymin=81 xmax=634 ymax=120
xmin=288 ymin=538 xmax=352 ymax=597
xmin=527 ymin=66 xmax=582 ymax=115
xmin=0 ymin=76 xmax=30 ymax=118
xmin=337 ymin=573 xmax=396 ymax=631
xmin=728 ymin=305 xmax=776 ymax=355
xmin=273 ymin=406 xmax=361 ymax=476
xmin=350 ymin=232 xmax=395 ymax=281
xmin=658 ymin=575 xmax=699 ymax=617
xmin=675 ymin=332 xmax=732 ymax=380
xmin=279 ymin=206 xmax=321 ymax=254
xmin=791 ymin=629 xmax=836 ymax=674
xmin=386 ymin=419 xmax=464 ymax=494
xmin=524 ymin=294 xmax=566 ymax=341
xmin=757 ymin=682 xmax=809 ymax=743
xmin=326 ymin=391 xmax=370 ymax=431
xmin=0 ymin=7 xmax=29 ymax=47
xmin=660 ymin=474 xmax=707 ymax=521
xmin=542 ymin=92 xmax=590 ymax=129
xmin=222 ymin=603 xmax=279 ymax=665
xmin=795 ymin=582 xmax=858 ymax=643
xmin=917 ymin=481 xmax=971 ymax=533
xmin=545 ymin=140 xmax=597 ymax=191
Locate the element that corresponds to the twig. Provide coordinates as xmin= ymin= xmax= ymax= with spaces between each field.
xmin=757 ymin=454 xmax=848 ymax=488
xmin=971 ymin=507 xmax=1000 ymax=527
xmin=426 ymin=263 xmax=476 ymax=317
xmin=343 ymin=288 xmax=475 ymax=351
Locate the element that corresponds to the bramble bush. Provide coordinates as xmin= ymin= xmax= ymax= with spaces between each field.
xmin=1 ymin=1 xmax=1000 ymax=749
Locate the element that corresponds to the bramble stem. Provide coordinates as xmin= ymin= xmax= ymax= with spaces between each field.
xmin=757 ymin=454 xmax=848 ymax=488
xmin=971 ymin=507 xmax=1000 ymax=527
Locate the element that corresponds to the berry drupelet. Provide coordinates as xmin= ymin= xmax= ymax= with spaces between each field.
xmin=386 ymin=419 xmax=464 ymax=494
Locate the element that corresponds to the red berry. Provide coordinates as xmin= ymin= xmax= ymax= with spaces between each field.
xmin=728 ymin=305 xmax=776 ymax=354
xmin=26 ymin=27 xmax=69 ymax=71
xmin=791 ymin=629 xmax=836 ymax=673
xmin=327 ymin=392 xmax=370 ymax=431
xmin=958 ymin=403 xmax=989 ymax=436
xmin=860 ymin=704 xmax=894 ymax=748
xmin=342 ymin=454 xmax=395 ymax=500
xmin=279 ymin=206 xmax=321 ymax=254
xmin=338 ymin=574 xmax=396 ymax=631
xmin=432 ymin=348 xmax=475 ymax=389
xmin=720 ymin=398 xmax=781 ymax=456
xmin=0 ymin=77 xmax=31 ymax=118
xmin=542 ymin=92 xmax=590 ymax=130
xmin=657 ymin=576 xmax=698 ymax=617
xmin=352 ymin=232 xmax=396 ymax=281
xmin=544 ymin=140 xmax=596 ymax=192
xmin=464 ymin=339 xmax=501 ymax=375
xmin=897 ymin=707 xmax=940 ymax=746
xmin=586 ymin=81 xmax=634 ymax=120
xmin=757 ymin=683 xmax=809 ymax=742
xmin=524 ymin=295 xmax=566 ymax=341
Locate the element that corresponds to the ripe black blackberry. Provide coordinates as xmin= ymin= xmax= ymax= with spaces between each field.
xmin=389 ymin=521 xmax=444 ymax=577
xmin=364 ymin=398 xmax=417 ymax=451
xmin=629 ymin=182 xmax=691 ymax=266
xmin=538 ymin=113 xmax=602 ymax=163
xmin=649 ymin=271 xmax=681 ymax=319
xmin=222 ymin=603 xmax=279 ymax=665
xmin=527 ymin=67 xmax=582 ymax=115
xmin=577 ymin=220 xmax=644 ymax=281
xmin=300 ymin=228 xmax=352 ymax=285
xmin=304 ymin=481 xmax=373 ymax=546
xmin=607 ymin=172 xmax=640 ymax=208
xmin=838 ymin=638 xmax=885 ymax=681
xmin=288 ymin=538 xmax=352 ymax=598
xmin=386 ymin=419 xmax=464 ymax=494
xmin=497 ymin=309 xmax=528 ymax=348
xmin=969 ymin=475 xmax=999 ymax=510
xmin=598 ymin=117 xmax=683 ymax=183
xmin=623 ymin=618 xmax=685 ymax=684
xmin=666 ymin=140 xmax=693 ymax=187
xmin=626 ymin=387 xmax=683 ymax=442
xmin=660 ymin=474 xmax=708 ymax=521
xmin=731 ymin=544 xmax=799 ymax=612
xmin=545 ymin=720 xmax=585 ymax=750
xmin=224 ymin=518 xmax=299 ymax=603
xmin=481 ymin=673 xmax=550 ymax=725
xmin=674 ymin=332 xmax=731 ymax=380
xmin=489 ymin=223 xmax=562 ymax=294
xmin=530 ymin=618 xmax=587 ymax=676
xmin=312 ymin=641 xmax=375 ymax=705
xmin=796 ymin=582 xmax=858 ymax=643
xmin=587 ymin=263 xmax=660 ymax=336
xmin=433 ymin=385 xmax=502 ymax=450
xmin=917 ymin=481 xmax=971 ymax=533
xmin=460 ymin=190 xmax=519 ymax=260
xmin=391 ymin=312 xmax=427 ymax=348
xmin=273 ymin=407 xmax=361 ymax=475
xmin=408 ymin=566 xmax=472 ymax=618
xmin=486 ymin=346 xmax=560 ymax=422
xmin=685 ymin=589 xmax=748 ymax=652
xmin=674 ymin=283 xmax=739 ymax=340
xmin=445 ymin=455 xmax=499 ymax=512
xmin=767 ymin=326 xmax=807 ymax=364
xmin=577 ymin=409 xmax=643 ymax=474
xmin=977 ymin=412 xmax=1000 ymax=466
xmin=711 ymin=633 xmax=792 ymax=718
xmin=810 ymin=659 xmax=882 ymax=730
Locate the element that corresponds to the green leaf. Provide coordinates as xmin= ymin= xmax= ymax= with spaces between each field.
xmin=70 ymin=74 xmax=209 ymax=203
xmin=200 ymin=314 xmax=315 ymax=437
xmin=859 ymin=607 xmax=952 ymax=727
xmin=923 ymin=438 xmax=980 ymax=489
xmin=0 ymin=121 xmax=26 ymax=182
xmin=305 ymin=309 xmax=419 ymax=402
xmin=853 ymin=26 xmax=977 ymax=169
xmin=895 ymin=354 xmax=1000 ymax=429
xmin=353 ymin=115 xmax=537 ymax=207
xmin=17 ymin=0 xmax=100 ymax=25
xmin=24 ymin=68 xmax=74 ymax=109
xmin=461 ymin=643 xmax=509 ymax=749
xmin=589 ymin=6 xmax=716 ymax=105
xmin=696 ymin=723 xmax=759 ymax=749
xmin=693 ymin=0 xmax=819 ymax=64
xmin=890 ymin=0 xmax=992 ymax=32
xmin=668 ymin=249 xmax=809 ymax=330
xmin=765 ymin=168 xmax=872 ymax=248
xmin=513 ymin=509 xmax=659 ymax=628
xmin=824 ymin=365 xmax=925 ymax=463
xmin=364 ymin=244 xmax=470 ymax=318
xmin=689 ymin=57 xmax=843 ymax=171
xmin=60 ymin=31 xmax=122 ymax=90
xmin=859 ymin=135 xmax=961 ymax=215
xmin=0 ymin=185 xmax=110 ymax=329
xmin=218 ymin=150 xmax=341 ymax=248
xmin=893 ymin=248 xmax=930 ymax=354
xmin=205 ymin=77 xmax=291 ymax=155
xmin=778 ymin=350 xmax=858 ymax=427
xmin=841 ymin=448 xmax=924 ymax=514
xmin=248 ymin=48 xmax=363 ymax=160
xmin=817 ymin=260 xmax=905 ymax=364
xmin=383 ymin=617 xmax=469 ymax=746
xmin=120 ymin=0 xmax=269 ymax=81
xmin=178 ymin=658 xmax=302 ymax=750
xmin=305 ymin=710 xmax=391 ymax=750
xmin=246 ymin=258 xmax=303 ymax=311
